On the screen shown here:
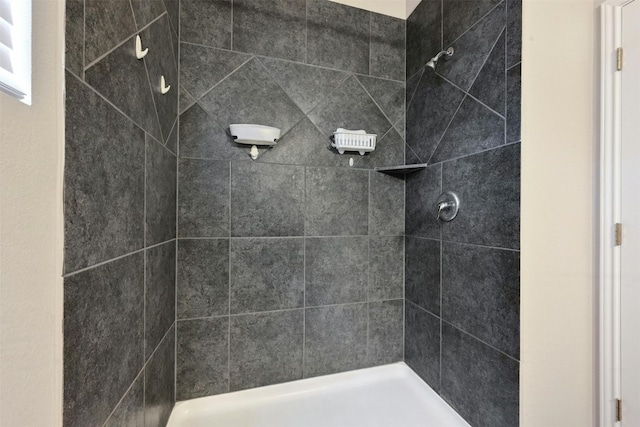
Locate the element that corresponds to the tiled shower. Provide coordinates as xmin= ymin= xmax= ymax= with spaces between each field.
xmin=62 ymin=0 xmax=520 ymax=426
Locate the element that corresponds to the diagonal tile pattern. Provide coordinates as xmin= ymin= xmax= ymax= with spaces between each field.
xmin=356 ymin=75 xmax=405 ymax=124
xmin=469 ymin=31 xmax=506 ymax=115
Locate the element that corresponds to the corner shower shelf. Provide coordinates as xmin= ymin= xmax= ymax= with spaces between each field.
xmin=374 ymin=164 xmax=428 ymax=174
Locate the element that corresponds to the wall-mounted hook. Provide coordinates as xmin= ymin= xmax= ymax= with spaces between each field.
xmin=160 ymin=76 xmax=171 ymax=95
xmin=135 ymin=35 xmax=148 ymax=59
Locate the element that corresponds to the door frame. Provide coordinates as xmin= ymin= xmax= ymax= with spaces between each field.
xmin=599 ymin=1 xmax=634 ymax=425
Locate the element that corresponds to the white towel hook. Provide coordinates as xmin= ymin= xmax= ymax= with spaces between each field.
xmin=135 ymin=35 xmax=148 ymax=59
xmin=160 ymin=76 xmax=171 ymax=95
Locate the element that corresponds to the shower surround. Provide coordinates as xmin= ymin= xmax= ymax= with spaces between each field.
xmin=62 ymin=0 xmax=521 ymax=426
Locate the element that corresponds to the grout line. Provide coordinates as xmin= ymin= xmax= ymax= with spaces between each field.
xmin=181 ymin=155 xmax=374 ymax=172
xmin=504 ymin=21 xmax=508 ymax=146
xmin=176 ymin=235 xmax=405 ymax=241
xmin=230 ymin=0 xmax=234 ymax=51
xmin=84 ymin=11 xmax=169 ymax=71
xmin=190 ymin=54 xmax=253 ymax=104
xmin=438 ymin=204 xmax=443 ymax=390
xmin=441 ymin=318 xmax=520 ymax=363
xmin=82 ymin=0 xmax=86 ymax=80
xmin=302 ymin=165 xmax=307 ymax=377
xmin=405 ymin=68 xmax=424 ymax=112
xmin=352 ymin=75 xmax=399 ymax=130
xmin=507 ymin=61 xmax=521 ymax=72
xmin=304 ymin=0 xmax=308 ymax=64
xmin=445 ymin=0 xmax=505 ymax=48
xmin=440 ymin=0 xmax=443 ymax=51
xmin=368 ymin=12 xmax=372 ymax=76
xmin=426 ymin=140 xmax=521 ymax=167
xmin=227 ymin=160 xmax=232 ymax=393
xmin=466 ymin=91 xmax=505 ymax=120
xmin=142 ymin=45 xmax=167 ymax=143
xmin=101 ymin=369 xmax=145 ymax=427
xmin=424 ymin=93 xmax=467 ymax=165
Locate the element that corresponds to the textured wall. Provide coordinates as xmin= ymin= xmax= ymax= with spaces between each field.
xmin=404 ymin=0 xmax=522 ymax=426
xmin=175 ymin=0 xmax=407 ymax=400
xmin=63 ymin=1 xmax=179 ymax=425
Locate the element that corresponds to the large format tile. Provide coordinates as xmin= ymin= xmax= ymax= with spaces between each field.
xmin=406 ymin=72 xmax=464 ymax=163
xmin=231 ymin=162 xmax=305 ymax=237
xmin=442 ymin=0 xmax=502 ymax=46
xmin=305 ymin=167 xmax=369 ymax=236
xmin=437 ymin=3 xmax=506 ymax=92
xmin=369 ymin=171 xmax=404 ymax=236
xmin=176 ymin=317 xmax=229 ymax=400
xmin=65 ymin=0 xmax=84 ymax=76
xmin=146 ymin=137 xmax=176 ymax=246
xmin=229 ymin=310 xmax=304 ymax=391
xmin=259 ymin=58 xmax=349 ymax=114
xmin=356 ymin=75 xmax=405 ymax=125
xmin=233 ymin=0 xmax=306 ymax=62
xmin=507 ymin=0 xmax=522 ymax=68
xmin=305 ymin=237 xmax=368 ymax=306
xmin=369 ymin=236 xmax=404 ymax=301
xmin=354 ymin=126 xmax=405 ymax=169
xmin=85 ymin=35 xmax=162 ymax=141
xmin=180 ymin=44 xmax=251 ymax=101
xmin=144 ymin=326 xmax=175 ymax=427
xmin=441 ymin=323 xmax=519 ymax=427
xmin=405 ymin=302 xmax=441 ymax=391
xmin=180 ymin=85 xmax=197 ymax=114
xmin=507 ymin=64 xmax=522 ymax=143
xmin=370 ymin=13 xmax=406 ymax=81
xmin=64 ymin=72 xmax=145 ymax=273
xmin=406 ymin=0 xmax=441 ymax=78
xmin=104 ymin=373 xmax=144 ymax=427
xmin=179 ymin=103 xmax=247 ymax=160
xmin=177 ymin=239 xmax=229 ymax=319
xmin=368 ymin=300 xmax=404 ymax=365
xmin=406 ymin=68 xmax=424 ymax=111
xmin=166 ymin=120 xmax=178 ymax=154
xmin=405 ymin=164 xmax=442 ymax=239
xmin=164 ymin=0 xmax=180 ymax=33
xmin=141 ymin=15 xmax=179 ymax=142
xmin=442 ymin=144 xmax=520 ymax=249
xmin=304 ymin=304 xmax=368 ymax=378
xmin=64 ymin=253 xmax=144 ymax=427
xmin=84 ymin=0 xmax=137 ymax=64
xmin=199 ymin=59 xmax=304 ymax=137
xmin=178 ymin=159 xmax=230 ymax=237
xmin=308 ymin=76 xmax=392 ymax=141
xmin=180 ymin=0 xmax=232 ymax=49
xmin=469 ymin=31 xmax=506 ymax=116
xmin=130 ymin=0 xmax=166 ymax=30
xmin=443 ymin=243 xmax=520 ymax=358
xmin=257 ymin=118 xmax=345 ymax=167
xmin=145 ymin=242 xmax=176 ymax=361
xmin=306 ymin=0 xmax=370 ymax=73
xmin=405 ymin=237 xmax=440 ymax=314
xmin=430 ymin=96 xmax=505 ymax=164
xmin=230 ymin=238 xmax=304 ymax=313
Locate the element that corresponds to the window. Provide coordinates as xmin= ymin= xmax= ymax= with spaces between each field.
xmin=0 ymin=0 xmax=31 ymax=105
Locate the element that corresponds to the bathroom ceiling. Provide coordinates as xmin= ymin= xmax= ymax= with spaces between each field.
xmin=328 ymin=0 xmax=422 ymax=19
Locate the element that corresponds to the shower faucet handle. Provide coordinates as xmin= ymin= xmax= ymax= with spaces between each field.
xmin=435 ymin=192 xmax=460 ymax=222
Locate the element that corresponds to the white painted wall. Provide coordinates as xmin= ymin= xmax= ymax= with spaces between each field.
xmin=520 ymin=0 xmax=598 ymax=425
xmin=329 ymin=0 xmax=420 ymax=19
xmin=0 ymin=0 xmax=65 ymax=425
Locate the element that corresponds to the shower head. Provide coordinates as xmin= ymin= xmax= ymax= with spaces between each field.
xmin=426 ymin=47 xmax=454 ymax=70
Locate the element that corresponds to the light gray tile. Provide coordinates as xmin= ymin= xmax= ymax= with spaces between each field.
xmin=306 ymin=0 xmax=370 ymax=73
xmin=177 ymin=239 xmax=229 ymax=319
xmin=369 ymin=169 xmax=404 ymax=236
xmin=229 ymin=310 xmax=303 ymax=391
xmin=180 ymin=0 xmax=232 ymax=49
xmin=305 ymin=167 xmax=369 ymax=236
xmin=304 ymin=304 xmax=368 ymax=378
xmin=64 ymin=72 xmax=145 ymax=273
xmin=64 ymin=253 xmax=144 ymax=426
xmin=305 ymin=237 xmax=368 ymax=306
xmin=178 ymin=159 xmax=230 ymax=237
xmin=368 ymin=300 xmax=403 ymax=365
xmin=230 ymin=238 xmax=304 ymax=314
xmin=231 ymin=162 xmax=305 ymax=237
xmin=146 ymin=137 xmax=177 ymax=246
xmin=176 ymin=317 xmax=229 ymax=400
xmin=145 ymin=242 xmax=176 ymax=361
xmin=144 ymin=326 xmax=175 ymax=427
xmin=369 ymin=236 xmax=404 ymax=301
xmin=233 ymin=0 xmax=306 ymax=62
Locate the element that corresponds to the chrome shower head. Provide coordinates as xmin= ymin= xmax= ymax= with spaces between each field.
xmin=426 ymin=47 xmax=454 ymax=70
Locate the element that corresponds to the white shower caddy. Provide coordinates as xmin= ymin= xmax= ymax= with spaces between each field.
xmin=332 ymin=128 xmax=377 ymax=155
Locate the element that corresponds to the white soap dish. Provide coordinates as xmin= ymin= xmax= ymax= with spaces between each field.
xmin=332 ymin=128 xmax=377 ymax=155
xmin=230 ymin=124 xmax=281 ymax=146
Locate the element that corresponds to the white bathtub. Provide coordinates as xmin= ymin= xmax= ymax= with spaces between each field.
xmin=167 ymin=363 xmax=471 ymax=427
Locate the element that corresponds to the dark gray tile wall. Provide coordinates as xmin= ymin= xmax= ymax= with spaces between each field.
xmin=64 ymin=1 xmax=178 ymax=425
xmin=176 ymin=0 xmax=406 ymax=401
xmin=405 ymin=1 xmax=521 ymax=426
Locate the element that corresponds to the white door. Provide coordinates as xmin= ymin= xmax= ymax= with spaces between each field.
xmin=620 ymin=0 xmax=640 ymax=424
